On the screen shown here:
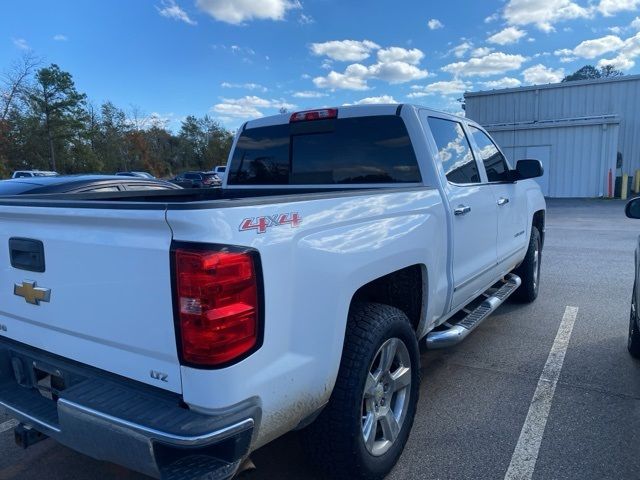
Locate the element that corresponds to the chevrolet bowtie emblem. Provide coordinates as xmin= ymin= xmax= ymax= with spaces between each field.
xmin=14 ymin=281 xmax=51 ymax=305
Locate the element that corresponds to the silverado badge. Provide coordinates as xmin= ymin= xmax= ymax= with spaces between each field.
xmin=14 ymin=281 xmax=51 ymax=305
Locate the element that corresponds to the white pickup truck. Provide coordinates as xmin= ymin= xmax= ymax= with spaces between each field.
xmin=0 ymin=104 xmax=545 ymax=480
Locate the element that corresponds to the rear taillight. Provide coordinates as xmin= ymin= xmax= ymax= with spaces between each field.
xmin=173 ymin=245 xmax=262 ymax=367
xmin=289 ymin=108 xmax=338 ymax=122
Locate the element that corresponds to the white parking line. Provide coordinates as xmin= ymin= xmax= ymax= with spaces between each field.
xmin=504 ymin=306 xmax=579 ymax=480
xmin=0 ymin=419 xmax=18 ymax=433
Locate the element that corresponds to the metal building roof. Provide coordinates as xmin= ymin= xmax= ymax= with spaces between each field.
xmin=464 ymin=73 xmax=640 ymax=98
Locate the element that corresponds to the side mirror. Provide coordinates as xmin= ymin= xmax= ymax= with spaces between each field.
xmin=515 ymin=159 xmax=544 ymax=180
xmin=626 ymin=197 xmax=640 ymax=219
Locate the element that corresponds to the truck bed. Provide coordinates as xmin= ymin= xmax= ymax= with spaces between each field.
xmin=0 ymin=186 xmax=420 ymax=209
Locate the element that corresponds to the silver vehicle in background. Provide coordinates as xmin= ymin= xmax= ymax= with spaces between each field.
xmin=11 ymin=170 xmax=59 ymax=178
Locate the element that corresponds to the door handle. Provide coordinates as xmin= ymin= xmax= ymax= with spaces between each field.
xmin=454 ymin=205 xmax=471 ymax=216
xmin=497 ymin=197 xmax=510 ymax=206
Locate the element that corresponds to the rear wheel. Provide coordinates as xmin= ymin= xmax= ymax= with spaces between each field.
xmin=512 ymin=226 xmax=541 ymax=303
xmin=302 ymin=303 xmax=420 ymax=480
xmin=628 ymin=286 xmax=640 ymax=358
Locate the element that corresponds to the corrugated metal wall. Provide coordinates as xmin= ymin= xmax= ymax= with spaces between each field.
xmin=489 ymin=123 xmax=619 ymax=197
xmin=464 ymin=75 xmax=640 ymax=197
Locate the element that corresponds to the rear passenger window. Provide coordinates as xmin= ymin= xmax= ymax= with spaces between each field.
xmin=228 ymin=116 xmax=421 ymax=185
xmin=469 ymin=127 xmax=511 ymax=182
xmin=428 ymin=117 xmax=479 ymax=185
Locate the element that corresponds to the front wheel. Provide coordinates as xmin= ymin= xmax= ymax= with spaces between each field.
xmin=302 ymin=303 xmax=420 ymax=480
xmin=512 ymin=226 xmax=541 ymax=303
xmin=628 ymin=287 xmax=640 ymax=358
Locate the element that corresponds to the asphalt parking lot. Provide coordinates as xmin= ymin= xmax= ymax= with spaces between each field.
xmin=0 ymin=198 xmax=639 ymax=480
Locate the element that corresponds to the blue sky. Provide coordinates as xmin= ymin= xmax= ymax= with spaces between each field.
xmin=3 ymin=0 xmax=640 ymax=130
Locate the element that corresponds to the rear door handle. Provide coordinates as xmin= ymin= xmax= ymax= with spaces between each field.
xmin=454 ymin=205 xmax=471 ymax=216
xmin=497 ymin=197 xmax=510 ymax=206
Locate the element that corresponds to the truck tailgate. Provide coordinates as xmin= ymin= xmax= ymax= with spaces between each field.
xmin=0 ymin=205 xmax=181 ymax=393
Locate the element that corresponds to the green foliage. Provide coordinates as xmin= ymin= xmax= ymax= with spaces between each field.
xmin=0 ymin=61 xmax=234 ymax=179
xmin=562 ymin=64 xmax=624 ymax=82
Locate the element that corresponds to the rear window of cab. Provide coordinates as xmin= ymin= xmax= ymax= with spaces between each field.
xmin=227 ymin=115 xmax=421 ymax=185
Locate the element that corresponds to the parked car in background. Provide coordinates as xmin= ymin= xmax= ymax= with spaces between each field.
xmin=625 ymin=197 xmax=640 ymax=358
xmin=213 ymin=165 xmax=227 ymax=182
xmin=0 ymin=175 xmax=181 ymax=195
xmin=115 ymin=171 xmax=155 ymax=179
xmin=170 ymin=171 xmax=221 ymax=188
xmin=11 ymin=170 xmax=58 ymax=178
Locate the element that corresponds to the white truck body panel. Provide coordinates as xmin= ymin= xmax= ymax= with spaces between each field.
xmin=0 ymin=206 xmax=182 ymax=393
xmin=167 ymin=187 xmax=448 ymax=446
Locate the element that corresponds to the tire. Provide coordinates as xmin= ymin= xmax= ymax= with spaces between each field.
xmin=302 ymin=303 xmax=420 ymax=480
xmin=512 ymin=226 xmax=541 ymax=303
xmin=628 ymin=286 xmax=640 ymax=358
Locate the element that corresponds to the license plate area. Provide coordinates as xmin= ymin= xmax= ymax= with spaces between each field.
xmin=10 ymin=355 xmax=76 ymax=402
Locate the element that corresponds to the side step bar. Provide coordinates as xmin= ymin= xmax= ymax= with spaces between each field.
xmin=425 ymin=274 xmax=521 ymax=349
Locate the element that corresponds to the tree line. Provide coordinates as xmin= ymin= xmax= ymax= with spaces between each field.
xmin=562 ymin=64 xmax=624 ymax=82
xmin=0 ymin=54 xmax=234 ymax=179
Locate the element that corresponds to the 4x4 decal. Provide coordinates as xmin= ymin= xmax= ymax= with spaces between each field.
xmin=239 ymin=212 xmax=302 ymax=234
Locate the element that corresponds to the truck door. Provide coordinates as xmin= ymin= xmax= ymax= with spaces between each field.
xmin=468 ymin=126 xmax=528 ymax=265
xmin=426 ymin=116 xmax=499 ymax=310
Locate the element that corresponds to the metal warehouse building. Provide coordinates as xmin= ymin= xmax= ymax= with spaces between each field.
xmin=464 ymin=74 xmax=640 ymax=197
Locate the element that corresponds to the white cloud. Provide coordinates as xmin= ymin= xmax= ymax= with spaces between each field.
xmin=485 ymin=13 xmax=500 ymax=23
xmin=221 ymin=82 xmax=268 ymax=92
xmin=427 ymin=18 xmax=444 ymax=30
xmin=487 ymin=26 xmax=527 ymax=45
xmin=597 ymin=31 xmax=640 ymax=69
xmin=292 ymin=90 xmax=328 ymax=98
xmin=310 ymin=39 xmax=380 ymax=62
xmin=563 ymin=35 xmax=625 ymax=58
xmin=355 ymin=95 xmax=398 ymax=104
xmin=554 ymin=48 xmax=573 ymax=56
xmin=298 ymin=13 xmax=314 ymax=24
xmin=53 ymin=34 xmax=68 ymax=41
xmin=196 ymin=0 xmax=300 ymax=24
xmin=481 ymin=77 xmax=522 ymax=89
xmin=598 ymin=55 xmax=635 ymax=69
xmin=212 ymin=95 xmax=296 ymax=118
xmin=313 ymin=59 xmax=429 ymax=90
xmin=442 ymin=52 xmax=527 ymax=77
xmin=12 ymin=38 xmax=29 ymax=50
xmin=522 ymin=64 xmax=565 ymax=84
xmin=449 ymin=41 xmax=473 ymax=58
xmin=368 ymin=61 xmax=429 ymax=83
xmin=471 ymin=47 xmax=494 ymax=57
xmin=503 ymin=0 xmax=592 ymax=32
xmin=157 ymin=0 xmax=197 ymax=25
xmin=147 ymin=112 xmax=175 ymax=129
xmin=632 ymin=16 xmax=640 ymax=29
xmin=376 ymin=47 xmax=424 ymax=65
xmin=408 ymin=80 xmax=472 ymax=97
xmin=598 ymin=0 xmax=640 ymax=16
xmin=313 ymin=64 xmax=370 ymax=90
xmin=555 ymin=31 xmax=640 ymax=69
xmin=559 ymin=56 xmax=577 ymax=62
xmin=312 ymin=43 xmax=429 ymax=90
xmin=230 ymin=45 xmax=255 ymax=55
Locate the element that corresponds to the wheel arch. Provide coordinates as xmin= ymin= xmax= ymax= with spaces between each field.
xmin=533 ymin=209 xmax=545 ymax=248
xmin=350 ymin=264 xmax=428 ymax=336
